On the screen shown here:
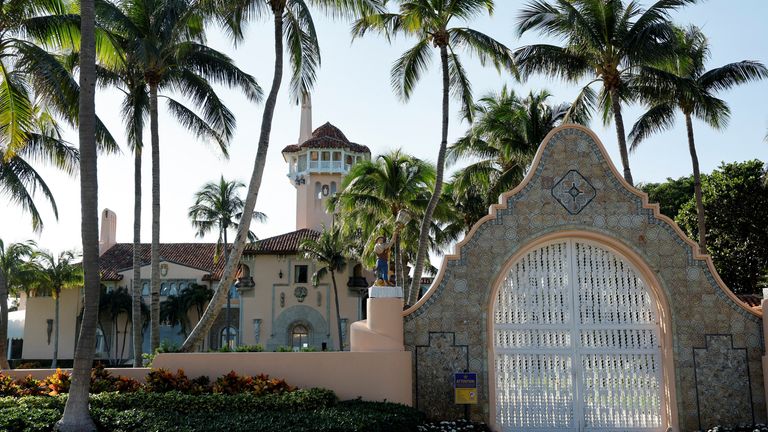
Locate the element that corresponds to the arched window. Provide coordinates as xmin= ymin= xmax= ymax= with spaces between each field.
xmin=142 ymin=282 xmax=149 ymax=296
xmin=169 ymin=282 xmax=178 ymax=296
xmin=330 ymin=182 xmax=337 ymax=195
xmin=160 ymin=282 xmax=169 ymax=296
xmin=95 ymin=328 xmax=106 ymax=354
xmin=220 ymin=326 xmax=238 ymax=349
xmin=291 ymin=324 xmax=309 ymax=351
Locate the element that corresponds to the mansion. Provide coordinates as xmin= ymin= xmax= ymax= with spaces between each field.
xmin=10 ymin=97 xmax=388 ymax=363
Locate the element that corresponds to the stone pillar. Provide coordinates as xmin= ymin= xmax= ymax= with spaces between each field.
xmin=350 ymin=286 xmax=404 ymax=352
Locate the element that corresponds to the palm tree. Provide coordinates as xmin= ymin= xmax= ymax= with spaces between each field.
xmin=57 ymin=0 xmax=98 ymax=426
xmin=188 ymin=176 xmax=265 ymax=347
xmin=0 ymin=113 xmax=79 ymax=232
xmin=300 ymin=225 xmax=348 ymax=350
xmin=0 ymin=0 xmax=118 ymax=232
xmin=96 ymin=0 xmax=262 ymax=353
xmin=352 ymin=0 xmax=515 ymax=306
xmin=180 ymin=283 xmax=213 ymax=324
xmin=328 ymin=150 xmax=451 ymax=296
xmin=514 ymin=0 xmax=694 ymax=186
xmin=447 ymin=87 xmax=582 ymax=231
xmin=181 ymin=0 xmax=383 ymax=352
xmin=0 ymin=240 xmax=35 ymax=369
xmin=30 ymin=250 xmax=83 ymax=368
xmin=160 ymin=293 xmax=190 ymax=338
xmin=97 ymin=286 xmax=133 ymax=364
xmin=629 ymin=25 xmax=768 ymax=253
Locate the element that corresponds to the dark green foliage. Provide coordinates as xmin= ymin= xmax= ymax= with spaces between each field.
xmin=676 ymin=160 xmax=768 ymax=293
xmin=0 ymin=391 xmax=425 ymax=432
xmin=639 ymin=176 xmax=695 ymax=219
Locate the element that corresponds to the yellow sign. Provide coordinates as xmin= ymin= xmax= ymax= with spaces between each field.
xmin=455 ymin=388 xmax=477 ymax=404
xmin=454 ymin=372 xmax=477 ymax=404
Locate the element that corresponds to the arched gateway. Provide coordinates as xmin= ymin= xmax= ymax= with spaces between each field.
xmin=403 ymin=126 xmax=765 ymax=432
xmin=493 ymin=239 xmax=664 ymax=431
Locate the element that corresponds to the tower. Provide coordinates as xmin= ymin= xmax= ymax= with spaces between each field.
xmin=282 ymin=94 xmax=371 ymax=231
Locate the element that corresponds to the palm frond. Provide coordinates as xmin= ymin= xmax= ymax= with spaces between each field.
xmin=390 ymin=38 xmax=432 ymax=101
xmin=628 ymin=101 xmax=676 ymax=150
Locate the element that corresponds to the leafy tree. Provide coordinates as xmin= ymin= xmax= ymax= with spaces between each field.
xmin=515 ymin=0 xmax=693 ymax=185
xmin=630 ymin=25 xmax=768 ymax=252
xmin=300 ymin=225 xmax=348 ymax=350
xmin=352 ymin=0 xmax=515 ymax=306
xmin=0 ymin=240 xmax=35 ymax=369
xmin=676 ymin=160 xmax=768 ymax=294
xmin=638 ymin=175 xmax=694 ymax=219
xmin=182 ymin=0 xmax=384 ymax=352
xmin=96 ymin=0 xmax=262 ymax=353
xmin=30 ymin=250 xmax=83 ymax=368
xmin=57 ymin=0 xmax=99 ymax=426
xmin=447 ymin=87 xmax=583 ymax=232
xmin=160 ymin=293 xmax=189 ymax=338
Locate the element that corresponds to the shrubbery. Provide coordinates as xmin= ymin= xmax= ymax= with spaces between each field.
xmin=0 ymin=367 xmax=293 ymax=397
xmin=0 ymin=391 xmax=425 ymax=432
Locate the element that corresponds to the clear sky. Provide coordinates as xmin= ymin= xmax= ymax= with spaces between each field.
xmin=1 ymin=1 xmax=766 ymax=258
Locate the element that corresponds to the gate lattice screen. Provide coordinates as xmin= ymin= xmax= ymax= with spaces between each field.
xmin=494 ymin=240 xmax=663 ymax=431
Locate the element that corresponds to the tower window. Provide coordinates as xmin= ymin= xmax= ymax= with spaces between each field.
xmin=332 ymin=151 xmax=341 ymax=161
xmin=310 ymin=151 xmax=318 ymax=161
xmin=295 ymin=265 xmax=308 ymax=283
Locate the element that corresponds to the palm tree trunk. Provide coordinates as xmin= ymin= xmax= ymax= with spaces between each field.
xmin=0 ymin=272 xmax=9 ymax=369
xmin=610 ymin=87 xmax=633 ymax=186
xmin=330 ymin=270 xmax=343 ymax=351
xmin=149 ymin=81 xmax=161 ymax=353
xmin=181 ymin=10 xmax=285 ymax=352
xmin=407 ymin=44 xmax=450 ymax=306
xmin=57 ymin=0 xmax=99 ymax=426
xmin=132 ymin=148 xmax=143 ymax=366
xmin=52 ymin=289 xmax=60 ymax=368
xmin=224 ymin=229 xmax=231 ymax=348
xmin=0 ymin=272 xmax=10 ymax=369
xmin=685 ymin=113 xmax=708 ymax=253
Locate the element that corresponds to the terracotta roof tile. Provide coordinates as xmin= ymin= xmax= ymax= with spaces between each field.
xmin=282 ymin=122 xmax=370 ymax=154
xmin=100 ymin=243 xmax=223 ymax=281
xmin=243 ymin=229 xmax=319 ymax=255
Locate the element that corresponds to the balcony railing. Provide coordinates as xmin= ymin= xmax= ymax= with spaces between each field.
xmin=288 ymin=162 xmax=353 ymax=179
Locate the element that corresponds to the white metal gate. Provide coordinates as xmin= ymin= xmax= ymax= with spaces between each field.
xmin=494 ymin=240 xmax=663 ymax=431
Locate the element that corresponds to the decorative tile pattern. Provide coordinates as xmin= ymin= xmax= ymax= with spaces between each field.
xmin=551 ymin=170 xmax=596 ymax=214
xmin=404 ymin=126 xmax=765 ymax=429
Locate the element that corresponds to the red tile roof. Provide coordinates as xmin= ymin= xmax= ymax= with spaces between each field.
xmin=244 ymin=229 xmax=319 ymax=255
xmin=99 ymin=243 xmax=223 ymax=281
xmin=282 ymin=122 xmax=370 ymax=154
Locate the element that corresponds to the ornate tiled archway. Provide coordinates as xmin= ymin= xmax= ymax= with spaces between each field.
xmin=403 ymin=125 xmax=764 ymax=431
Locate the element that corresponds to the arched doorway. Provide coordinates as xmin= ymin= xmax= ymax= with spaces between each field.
xmin=493 ymin=239 xmax=665 ymax=431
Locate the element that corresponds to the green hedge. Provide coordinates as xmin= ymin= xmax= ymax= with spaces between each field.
xmin=0 ymin=391 xmax=425 ymax=432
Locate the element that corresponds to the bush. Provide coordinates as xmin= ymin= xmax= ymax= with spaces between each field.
xmin=0 ymin=391 xmax=425 ymax=432
xmin=90 ymin=365 xmax=141 ymax=394
xmin=40 ymin=369 xmax=70 ymax=396
xmin=214 ymin=344 xmax=264 ymax=353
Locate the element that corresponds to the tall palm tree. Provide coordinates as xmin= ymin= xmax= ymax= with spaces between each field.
xmin=181 ymin=0 xmax=383 ymax=352
xmin=300 ymin=225 xmax=348 ymax=350
xmin=514 ymin=0 xmax=694 ymax=186
xmin=97 ymin=0 xmax=262 ymax=353
xmin=30 ymin=250 xmax=83 ymax=368
xmin=448 ymin=87 xmax=583 ymax=231
xmin=96 ymin=286 xmax=134 ymax=364
xmin=328 ymin=150 xmax=451 ymax=295
xmin=629 ymin=25 xmax=768 ymax=253
xmin=352 ymin=0 xmax=515 ymax=305
xmin=0 ymin=240 xmax=35 ymax=369
xmin=188 ymin=176 xmax=265 ymax=347
xmin=57 ymin=0 xmax=98 ymax=426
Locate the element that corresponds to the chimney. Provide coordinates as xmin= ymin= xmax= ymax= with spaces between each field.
xmin=99 ymin=209 xmax=117 ymax=255
xmin=298 ymin=92 xmax=312 ymax=145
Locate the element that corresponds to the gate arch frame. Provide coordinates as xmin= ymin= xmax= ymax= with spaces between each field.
xmin=486 ymin=230 xmax=678 ymax=431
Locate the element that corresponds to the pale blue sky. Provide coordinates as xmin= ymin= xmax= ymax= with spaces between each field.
xmin=1 ymin=1 xmax=766 ymax=256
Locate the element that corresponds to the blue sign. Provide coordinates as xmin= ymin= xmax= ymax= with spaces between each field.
xmin=454 ymin=372 xmax=477 ymax=404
